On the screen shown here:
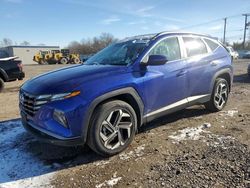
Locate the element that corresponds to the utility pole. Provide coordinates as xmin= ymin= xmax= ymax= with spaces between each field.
xmin=242 ymin=13 xmax=250 ymax=48
xmin=223 ymin=18 xmax=227 ymax=44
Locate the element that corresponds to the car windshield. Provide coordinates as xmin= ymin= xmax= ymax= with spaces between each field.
xmin=85 ymin=39 xmax=149 ymax=65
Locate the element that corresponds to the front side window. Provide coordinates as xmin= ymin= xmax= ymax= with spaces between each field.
xmin=183 ymin=37 xmax=207 ymax=57
xmin=148 ymin=37 xmax=181 ymax=61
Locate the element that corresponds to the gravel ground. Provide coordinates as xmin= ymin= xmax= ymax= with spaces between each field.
xmin=0 ymin=60 xmax=250 ymax=188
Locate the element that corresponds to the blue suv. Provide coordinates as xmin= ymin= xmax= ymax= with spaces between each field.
xmin=20 ymin=32 xmax=233 ymax=156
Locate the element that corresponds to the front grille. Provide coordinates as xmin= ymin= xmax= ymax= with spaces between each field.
xmin=19 ymin=91 xmax=48 ymax=116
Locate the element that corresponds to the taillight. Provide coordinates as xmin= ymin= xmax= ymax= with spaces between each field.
xmin=17 ymin=63 xmax=23 ymax=71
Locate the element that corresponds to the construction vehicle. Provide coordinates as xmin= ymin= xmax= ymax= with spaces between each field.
xmin=69 ymin=53 xmax=80 ymax=64
xmin=33 ymin=51 xmax=49 ymax=64
xmin=34 ymin=49 xmax=80 ymax=65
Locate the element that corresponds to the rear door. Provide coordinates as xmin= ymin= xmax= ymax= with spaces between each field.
xmin=182 ymin=36 xmax=217 ymax=99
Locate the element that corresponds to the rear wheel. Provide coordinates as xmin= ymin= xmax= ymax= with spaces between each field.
xmin=0 ymin=78 xmax=4 ymax=92
xmin=88 ymin=100 xmax=137 ymax=156
xmin=73 ymin=58 xmax=80 ymax=64
xmin=205 ymin=78 xmax=229 ymax=112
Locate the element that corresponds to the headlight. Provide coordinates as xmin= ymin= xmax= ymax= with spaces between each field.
xmin=36 ymin=91 xmax=81 ymax=102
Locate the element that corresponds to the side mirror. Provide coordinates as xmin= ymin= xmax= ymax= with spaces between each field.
xmin=146 ymin=55 xmax=168 ymax=65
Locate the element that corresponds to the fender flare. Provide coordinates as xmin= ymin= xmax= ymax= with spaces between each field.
xmin=82 ymin=87 xmax=144 ymax=143
xmin=0 ymin=68 xmax=8 ymax=81
xmin=210 ymin=68 xmax=233 ymax=93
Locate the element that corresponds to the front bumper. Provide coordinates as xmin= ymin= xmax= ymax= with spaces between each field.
xmin=21 ymin=112 xmax=84 ymax=146
xmin=19 ymin=91 xmax=89 ymax=147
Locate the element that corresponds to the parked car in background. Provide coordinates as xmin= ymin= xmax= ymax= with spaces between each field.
xmin=0 ymin=50 xmax=25 ymax=92
xmin=226 ymin=46 xmax=239 ymax=60
xmin=237 ymin=50 xmax=250 ymax=59
xmin=20 ymin=32 xmax=233 ymax=156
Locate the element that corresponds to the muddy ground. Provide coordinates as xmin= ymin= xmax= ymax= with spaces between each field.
xmin=0 ymin=60 xmax=250 ymax=188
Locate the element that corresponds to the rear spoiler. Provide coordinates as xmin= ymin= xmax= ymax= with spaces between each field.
xmin=0 ymin=56 xmax=19 ymax=61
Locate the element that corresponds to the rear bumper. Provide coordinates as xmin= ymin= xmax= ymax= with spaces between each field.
xmin=21 ymin=113 xmax=85 ymax=147
xmin=7 ymin=71 xmax=25 ymax=81
xmin=18 ymin=72 xmax=25 ymax=80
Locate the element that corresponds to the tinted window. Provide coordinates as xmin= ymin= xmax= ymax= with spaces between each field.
xmin=183 ymin=37 xmax=207 ymax=57
xmin=0 ymin=50 xmax=9 ymax=58
xmin=149 ymin=37 xmax=181 ymax=61
xmin=204 ymin=38 xmax=219 ymax=51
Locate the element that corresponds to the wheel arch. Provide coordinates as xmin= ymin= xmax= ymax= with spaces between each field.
xmin=211 ymin=68 xmax=233 ymax=93
xmin=82 ymin=87 xmax=144 ymax=143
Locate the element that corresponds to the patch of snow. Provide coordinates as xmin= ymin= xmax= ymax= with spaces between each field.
xmin=169 ymin=123 xmax=211 ymax=142
xmin=96 ymin=174 xmax=122 ymax=188
xmin=0 ymin=173 xmax=54 ymax=188
xmin=207 ymin=134 xmax=235 ymax=149
xmin=227 ymin=110 xmax=238 ymax=117
xmin=0 ymin=120 xmax=55 ymax=188
xmin=220 ymin=110 xmax=238 ymax=117
xmin=94 ymin=160 xmax=110 ymax=166
xmin=119 ymin=145 xmax=145 ymax=160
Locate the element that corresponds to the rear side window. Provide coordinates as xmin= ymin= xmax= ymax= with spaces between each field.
xmin=204 ymin=38 xmax=219 ymax=51
xmin=183 ymin=37 xmax=207 ymax=57
xmin=148 ymin=37 xmax=181 ymax=61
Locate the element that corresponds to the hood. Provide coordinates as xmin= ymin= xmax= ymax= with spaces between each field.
xmin=22 ymin=64 xmax=126 ymax=95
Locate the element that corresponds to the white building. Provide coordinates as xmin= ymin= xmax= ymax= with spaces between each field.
xmin=0 ymin=45 xmax=60 ymax=65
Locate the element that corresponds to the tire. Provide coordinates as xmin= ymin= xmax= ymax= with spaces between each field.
xmin=0 ymin=78 xmax=4 ymax=92
xmin=205 ymin=78 xmax=229 ymax=112
xmin=60 ymin=57 xmax=68 ymax=64
xmin=73 ymin=58 xmax=80 ymax=64
xmin=87 ymin=100 xmax=137 ymax=157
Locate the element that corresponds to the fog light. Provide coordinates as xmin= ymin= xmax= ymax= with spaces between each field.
xmin=53 ymin=109 xmax=68 ymax=128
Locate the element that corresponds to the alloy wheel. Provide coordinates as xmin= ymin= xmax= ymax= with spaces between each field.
xmin=100 ymin=109 xmax=133 ymax=150
xmin=214 ymin=82 xmax=228 ymax=109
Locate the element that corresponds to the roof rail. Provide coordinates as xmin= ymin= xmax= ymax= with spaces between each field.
xmin=154 ymin=31 xmax=212 ymax=38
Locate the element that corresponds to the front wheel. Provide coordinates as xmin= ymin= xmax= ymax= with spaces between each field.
xmin=87 ymin=100 xmax=137 ymax=156
xmin=205 ymin=78 xmax=229 ymax=112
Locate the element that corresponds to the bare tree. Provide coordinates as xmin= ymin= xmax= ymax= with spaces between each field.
xmin=20 ymin=41 xmax=30 ymax=46
xmin=68 ymin=33 xmax=118 ymax=55
xmin=0 ymin=38 xmax=13 ymax=47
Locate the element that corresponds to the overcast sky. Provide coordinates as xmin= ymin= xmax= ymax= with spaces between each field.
xmin=0 ymin=0 xmax=250 ymax=47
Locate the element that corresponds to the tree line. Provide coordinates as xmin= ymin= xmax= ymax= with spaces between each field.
xmin=0 ymin=38 xmax=31 ymax=47
xmin=67 ymin=33 xmax=117 ymax=55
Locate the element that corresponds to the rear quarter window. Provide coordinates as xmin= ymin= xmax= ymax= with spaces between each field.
xmin=203 ymin=38 xmax=219 ymax=51
xmin=183 ymin=37 xmax=207 ymax=57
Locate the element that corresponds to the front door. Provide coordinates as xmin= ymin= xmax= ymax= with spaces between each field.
xmin=142 ymin=37 xmax=188 ymax=118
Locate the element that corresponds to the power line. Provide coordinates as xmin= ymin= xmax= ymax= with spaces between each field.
xmin=176 ymin=14 xmax=241 ymax=31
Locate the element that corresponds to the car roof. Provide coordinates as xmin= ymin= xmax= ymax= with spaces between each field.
xmin=122 ymin=31 xmax=217 ymax=42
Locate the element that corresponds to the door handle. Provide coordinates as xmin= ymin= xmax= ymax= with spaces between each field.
xmin=210 ymin=61 xmax=219 ymax=66
xmin=176 ymin=70 xmax=187 ymax=77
